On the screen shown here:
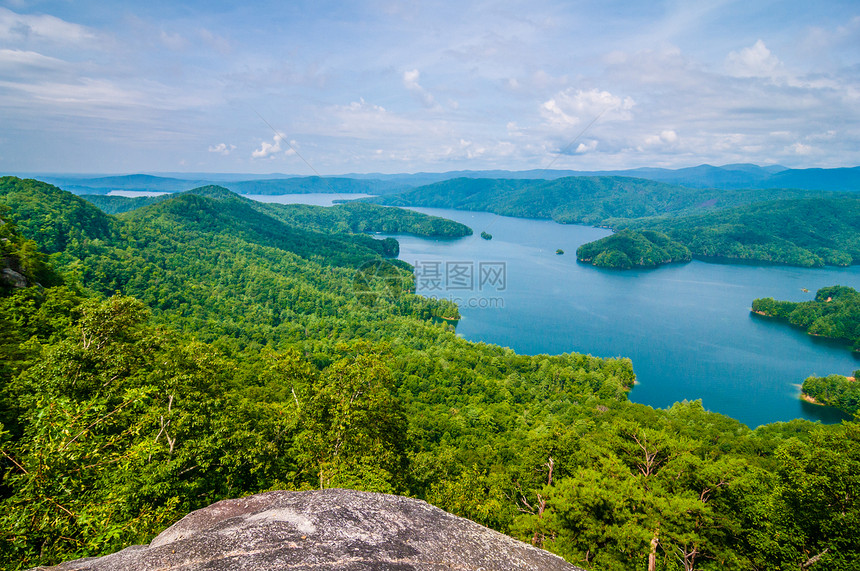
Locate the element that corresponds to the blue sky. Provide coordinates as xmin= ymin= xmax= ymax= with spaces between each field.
xmin=1 ymin=0 xmax=859 ymax=174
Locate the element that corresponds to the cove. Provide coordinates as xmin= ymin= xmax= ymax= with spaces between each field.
xmin=392 ymin=207 xmax=860 ymax=428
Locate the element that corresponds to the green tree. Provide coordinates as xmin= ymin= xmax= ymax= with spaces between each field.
xmin=296 ymin=345 xmax=408 ymax=493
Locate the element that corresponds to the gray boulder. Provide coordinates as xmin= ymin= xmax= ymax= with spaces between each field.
xmin=0 ymin=267 xmax=28 ymax=289
xmin=34 ymin=488 xmax=583 ymax=570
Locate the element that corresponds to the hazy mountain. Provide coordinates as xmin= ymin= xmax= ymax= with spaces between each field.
xmin=11 ymin=164 xmax=860 ymax=197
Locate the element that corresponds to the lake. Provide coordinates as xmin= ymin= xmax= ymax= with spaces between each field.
xmin=392 ymin=207 xmax=860 ymax=428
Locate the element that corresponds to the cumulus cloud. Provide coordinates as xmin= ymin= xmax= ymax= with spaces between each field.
xmin=726 ymin=40 xmax=783 ymax=79
xmin=208 ymin=143 xmax=236 ymax=155
xmin=252 ymin=135 xmax=297 ymax=159
xmin=644 ymin=130 xmax=679 ymax=146
xmin=403 ymin=68 xmax=438 ymax=109
xmin=541 ymin=88 xmax=635 ymax=128
xmin=575 ymin=140 xmax=598 ymax=153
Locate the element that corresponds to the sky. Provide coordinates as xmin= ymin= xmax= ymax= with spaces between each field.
xmin=1 ymin=0 xmax=859 ymax=175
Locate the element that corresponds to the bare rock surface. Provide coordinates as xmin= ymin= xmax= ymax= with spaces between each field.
xmin=34 ymin=488 xmax=583 ymax=570
xmin=0 ymin=267 xmax=28 ymax=289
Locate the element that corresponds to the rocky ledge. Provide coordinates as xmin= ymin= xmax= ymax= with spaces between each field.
xmin=34 ymin=488 xmax=583 ymax=570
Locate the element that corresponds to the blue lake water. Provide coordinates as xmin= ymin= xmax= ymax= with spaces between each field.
xmin=392 ymin=207 xmax=860 ymax=428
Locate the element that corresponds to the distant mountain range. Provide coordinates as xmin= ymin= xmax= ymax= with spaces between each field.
xmin=8 ymin=163 xmax=860 ymax=195
xmin=345 ymin=164 xmax=860 ymax=191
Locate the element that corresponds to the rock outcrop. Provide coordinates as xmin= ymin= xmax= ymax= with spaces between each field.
xmin=34 ymin=488 xmax=583 ymax=570
xmin=1 ymin=266 xmax=28 ymax=289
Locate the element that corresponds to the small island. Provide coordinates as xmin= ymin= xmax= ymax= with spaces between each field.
xmin=556 ymin=248 xmax=564 ymax=255
xmin=751 ymin=285 xmax=860 ymax=351
xmin=480 ymin=231 xmax=493 ymax=240
xmin=576 ymin=229 xmax=691 ymax=269
xmin=801 ymin=371 xmax=860 ymax=416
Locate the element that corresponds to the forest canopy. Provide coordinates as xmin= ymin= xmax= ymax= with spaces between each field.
xmin=576 ymin=229 xmax=691 ymax=269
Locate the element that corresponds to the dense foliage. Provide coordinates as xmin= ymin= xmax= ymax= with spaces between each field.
xmin=257 ymin=201 xmax=472 ymax=238
xmin=375 ymin=176 xmax=816 ymax=224
xmin=80 ymin=193 xmax=170 ymax=214
xmin=82 ymin=191 xmax=471 ymax=238
xmin=0 ymin=206 xmax=59 ymax=292
xmin=635 ymin=198 xmax=860 ymax=267
xmin=1 ymin=177 xmax=859 ymax=570
xmin=802 ymin=374 xmax=860 ymax=416
xmin=576 ymin=229 xmax=691 ymax=269
xmin=751 ymin=286 xmax=860 ymax=351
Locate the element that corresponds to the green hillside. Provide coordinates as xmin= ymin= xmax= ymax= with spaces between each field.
xmin=632 ymin=197 xmax=860 ymax=267
xmin=375 ymin=175 xmax=816 ymax=224
xmin=1 ymin=177 xmax=858 ymax=571
xmin=256 ymin=201 xmax=472 ymax=238
xmin=576 ymin=230 xmax=691 ymax=269
xmin=82 ymin=191 xmax=472 ymax=238
xmin=80 ymin=193 xmax=171 ymax=214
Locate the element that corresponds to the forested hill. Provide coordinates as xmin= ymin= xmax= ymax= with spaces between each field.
xmin=1 ymin=176 xmax=859 ymax=570
xmin=82 ymin=191 xmax=473 ymax=239
xmin=119 ymin=187 xmax=401 ymax=266
xmin=752 ymin=286 xmax=860 ymax=351
xmin=625 ymin=196 xmax=860 ymax=267
xmin=576 ymin=230 xmax=692 ymax=269
xmin=373 ymin=175 xmax=817 ymax=224
xmin=257 ymin=201 xmax=472 ymax=238
xmin=0 ymin=176 xmax=119 ymax=255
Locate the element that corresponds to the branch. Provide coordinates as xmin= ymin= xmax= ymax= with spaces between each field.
xmin=801 ymin=548 xmax=829 ymax=569
xmin=0 ymin=448 xmax=28 ymax=474
xmin=59 ymin=397 xmax=139 ymax=452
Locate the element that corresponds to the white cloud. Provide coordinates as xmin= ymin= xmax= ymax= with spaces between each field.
xmin=402 ymin=68 xmax=438 ymax=109
xmin=208 ymin=143 xmax=236 ymax=155
xmin=0 ymin=48 xmax=65 ymax=72
xmin=575 ymin=140 xmax=598 ymax=153
xmin=787 ymin=141 xmax=813 ymax=155
xmin=252 ymin=135 xmax=296 ymax=159
xmin=541 ymin=88 xmax=635 ymax=129
xmin=0 ymin=7 xmax=97 ymax=45
xmin=644 ymin=130 xmax=679 ymax=146
xmin=726 ymin=40 xmax=783 ymax=79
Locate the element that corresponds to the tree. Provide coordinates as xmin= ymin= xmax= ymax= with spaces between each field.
xmin=296 ymin=344 xmax=408 ymax=493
